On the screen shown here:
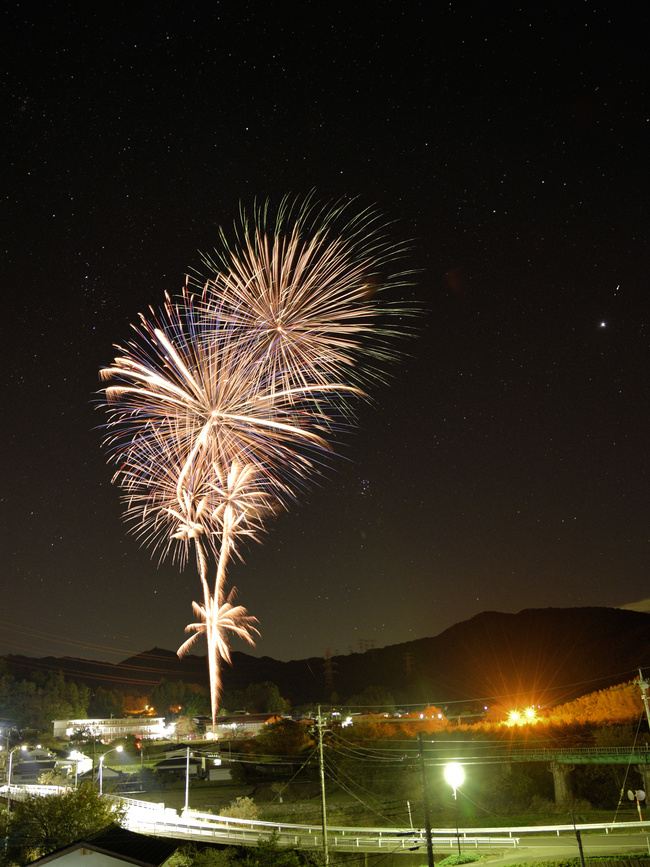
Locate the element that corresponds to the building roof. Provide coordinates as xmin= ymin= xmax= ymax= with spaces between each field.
xmin=214 ymin=713 xmax=282 ymax=725
xmin=11 ymin=760 xmax=56 ymax=777
xmin=78 ymin=767 xmax=125 ymax=782
xmin=29 ymin=825 xmax=181 ymax=867
xmin=154 ymin=757 xmax=201 ymax=769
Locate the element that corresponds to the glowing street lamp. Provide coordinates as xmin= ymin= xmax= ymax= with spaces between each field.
xmin=98 ymin=746 xmax=123 ymax=795
xmin=6 ymin=745 xmax=27 ymax=816
xmin=444 ymin=762 xmax=465 ymax=856
xmin=444 ymin=762 xmax=465 ymax=798
xmin=68 ymin=750 xmax=88 ymax=787
xmin=7 ymin=745 xmax=27 ymax=785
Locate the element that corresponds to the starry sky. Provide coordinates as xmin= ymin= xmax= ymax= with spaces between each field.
xmin=2 ymin=2 xmax=648 ymax=666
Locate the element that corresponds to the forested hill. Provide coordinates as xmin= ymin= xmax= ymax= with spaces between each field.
xmin=2 ymin=606 xmax=649 ymax=707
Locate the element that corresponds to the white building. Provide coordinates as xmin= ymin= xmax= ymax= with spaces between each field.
xmin=53 ymin=717 xmax=170 ymax=741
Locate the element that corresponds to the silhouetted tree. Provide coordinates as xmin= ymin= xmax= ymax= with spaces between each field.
xmin=253 ymin=720 xmax=311 ymax=755
xmin=3 ymin=786 xmax=124 ymax=864
xmin=89 ymin=687 xmax=124 ymax=719
xmin=243 ymin=683 xmax=288 ymax=714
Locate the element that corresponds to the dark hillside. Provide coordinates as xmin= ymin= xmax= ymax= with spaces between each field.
xmin=2 ymin=607 xmax=649 ymax=707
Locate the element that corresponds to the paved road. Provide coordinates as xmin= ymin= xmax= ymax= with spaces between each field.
xmin=479 ymin=832 xmax=650 ymax=865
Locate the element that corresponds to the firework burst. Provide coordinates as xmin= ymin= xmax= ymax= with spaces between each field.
xmin=99 ymin=196 xmax=410 ymax=723
xmin=194 ymin=193 xmax=412 ymax=404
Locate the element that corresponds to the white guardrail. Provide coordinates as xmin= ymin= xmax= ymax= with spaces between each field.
xmin=124 ymin=812 xmax=519 ymax=852
xmin=3 ymin=785 xmax=648 ymax=853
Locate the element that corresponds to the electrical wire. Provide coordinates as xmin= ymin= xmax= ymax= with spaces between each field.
xmin=610 ymin=711 xmax=645 ymax=826
xmin=323 ymin=751 xmax=397 ymax=827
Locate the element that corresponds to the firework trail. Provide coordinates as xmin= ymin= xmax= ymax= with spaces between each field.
xmin=178 ymin=587 xmax=260 ymax=718
xmin=100 ymin=195 xmax=410 ymax=723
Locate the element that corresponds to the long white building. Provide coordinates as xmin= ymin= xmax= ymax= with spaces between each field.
xmin=53 ymin=717 xmax=169 ymax=741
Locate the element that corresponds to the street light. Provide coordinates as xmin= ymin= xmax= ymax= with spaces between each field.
xmin=68 ymin=750 xmax=87 ymax=787
xmin=0 ymin=731 xmax=10 ymax=780
xmin=184 ymin=746 xmax=191 ymax=813
xmin=6 ymin=745 xmax=27 ymax=816
xmin=98 ymin=746 xmax=123 ymax=795
xmin=444 ymin=762 xmax=465 ymax=798
xmin=7 ymin=745 xmax=27 ymax=785
xmin=444 ymin=762 xmax=465 ymax=856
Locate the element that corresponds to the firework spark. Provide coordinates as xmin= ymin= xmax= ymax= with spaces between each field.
xmin=194 ymin=193 xmax=412 ymax=404
xmin=178 ymin=587 xmax=259 ymax=715
xmin=99 ymin=196 xmax=409 ymax=724
xmin=101 ymin=291 xmax=337 ymax=567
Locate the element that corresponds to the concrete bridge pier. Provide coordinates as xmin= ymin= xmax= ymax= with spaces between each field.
xmin=549 ymin=762 xmax=574 ymax=805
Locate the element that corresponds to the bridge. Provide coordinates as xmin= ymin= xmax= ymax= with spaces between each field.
xmin=420 ymin=745 xmax=650 ymax=806
xmin=123 ymin=804 xmax=520 ymax=855
xmin=422 ymin=745 xmax=650 ymax=766
xmin=4 ymin=748 xmax=650 ymax=850
xmin=0 ymin=784 xmax=515 ymax=854
xmin=1 ymin=784 xmax=648 ymax=856
xmin=499 ymin=746 xmax=650 ymax=765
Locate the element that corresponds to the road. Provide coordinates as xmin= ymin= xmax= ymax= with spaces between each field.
xmin=479 ymin=832 xmax=650 ymax=865
xmin=4 ymin=785 xmax=650 ymax=860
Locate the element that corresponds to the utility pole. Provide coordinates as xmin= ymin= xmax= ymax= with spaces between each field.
xmin=571 ymin=810 xmax=586 ymax=867
xmin=418 ymin=732 xmax=433 ymax=867
xmin=418 ymin=732 xmax=435 ymax=867
xmin=317 ymin=706 xmax=329 ymax=867
xmin=184 ymin=746 xmax=190 ymax=813
xmin=638 ymin=670 xmax=650 ymax=728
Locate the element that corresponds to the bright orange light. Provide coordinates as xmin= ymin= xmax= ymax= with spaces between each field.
xmin=507 ymin=710 xmax=521 ymax=726
xmin=505 ymin=706 xmax=538 ymax=727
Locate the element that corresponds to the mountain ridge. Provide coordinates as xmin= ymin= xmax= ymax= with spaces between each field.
xmin=2 ymin=607 xmax=649 ymax=707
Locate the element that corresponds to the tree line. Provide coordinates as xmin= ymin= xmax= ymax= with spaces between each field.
xmin=0 ymin=660 xmax=295 ymax=734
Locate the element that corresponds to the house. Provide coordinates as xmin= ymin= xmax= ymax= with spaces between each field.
xmin=153 ymin=747 xmax=224 ymax=779
xmin=207 ymin=765 xmax=232 ymax=782
xmin=27 ymin=748 xmax=56 ymax=760
xmin=153 ymin=754 xmax=201 ymax=778
xmin=27 ymin=826 xmax=181 ymax=867
xmin=77 ymin=767 xmax=127 ymax=789
xmin=10 ymin=759 xmax=57 ymax=784
xmin=59 ymin=751 xmax=93 ymax=780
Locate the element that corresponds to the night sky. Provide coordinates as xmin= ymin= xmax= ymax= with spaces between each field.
xmin=2 ymin=3 xmax=648 ymax=666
